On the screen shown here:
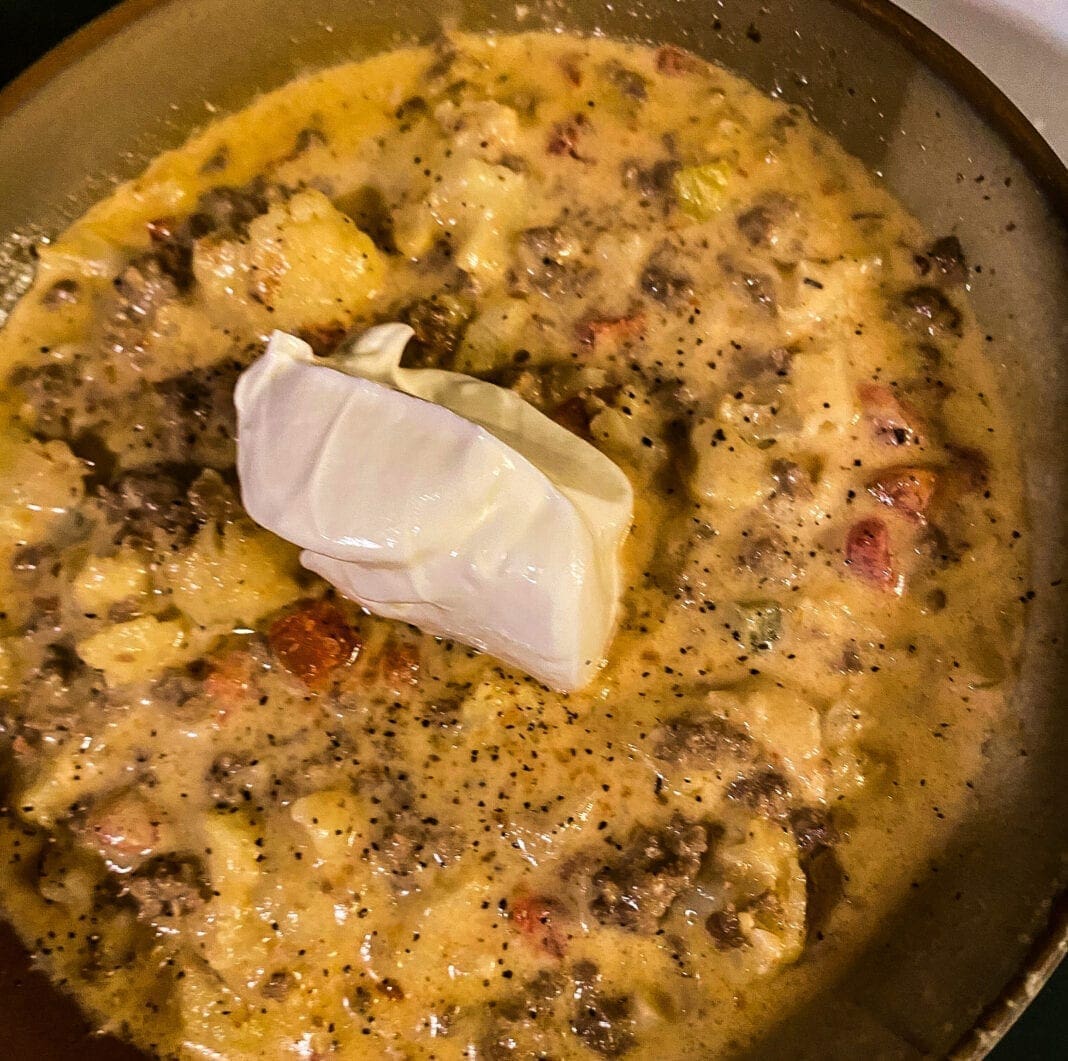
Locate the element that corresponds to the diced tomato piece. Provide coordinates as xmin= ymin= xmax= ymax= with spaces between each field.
xmin=857 ymin=382 xmax=923 ymax=446
xmin=547 ymin=114 xmax=591 ymax=160
xmin=376 ymin=637 xmax=421 ymax=689
xmin=205 ymin=649 xmax=257 ymax=718
xmin=577 ymin=310 xmax=647 ymax=348
xmin=655 ymin=44 xmax=702 ymax=76
xmin=268 ymin=600 xmax=360 ymax=688
xmin=844 ymin=518 xmax=896 ymax=588
xmin=867 ymin=466 xmax=937 ymax=523
xmin=510 ymin=893 xmax=567 ymax=958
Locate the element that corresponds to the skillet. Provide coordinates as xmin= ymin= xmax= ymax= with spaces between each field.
xmin=0 ymin=2 xmax=1064 ymax=1057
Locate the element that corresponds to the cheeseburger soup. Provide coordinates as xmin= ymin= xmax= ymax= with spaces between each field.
xmin=0 ymin=31 xmax=1026 ymax=1060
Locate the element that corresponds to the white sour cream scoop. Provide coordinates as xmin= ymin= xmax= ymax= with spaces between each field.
xmin=234 ymin=325 xmax=633 ymax=691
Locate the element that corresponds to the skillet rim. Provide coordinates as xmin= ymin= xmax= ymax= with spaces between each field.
xmin=1 ymin=0 xmax=1065 ymax=217
xmin=0 ymin=1 xmax=1064 ymax=1057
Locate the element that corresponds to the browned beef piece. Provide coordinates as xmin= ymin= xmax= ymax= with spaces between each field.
xmin=7 ymin=356 xmax=92 ymax=440
xmin=896 ymin=285 xmax=963 ymax=339
xmin=640 ymin=242 xmax=694 ymax=306
xmin=189 ymin=179 xmax=272 ymax=240
xmin=741 ymin=271 xmax=777 ymax=313
xmin=706 ymin=905 xmax=747 ymax=950
xmin=652 ymin=711 xmax=751 ymax=764
xmin=97 ymin=464 xmax=202 ymax=550
xmin=547 ymin=113 xmax=592 ymax=159
xmin=736 ymin=204 xmax=775 ymax=247
xmin=569 ymin=961 xmax=637 ymax=1057
xmin=733 ymin=345 xmax=793 ymax=381
xmin=372 ymin=813 xmax=439 ymax=881
xmin=735 ymin=193 xmax=797 ymax=248
xmin=206 ymin=751 xmax=261 ymax=808
xmin=103 ymin=254 xmax=181 ymax=361
xmin=620 ymin=157 xmax=680 ymax=211
xmin=478 ymin=971 xmax=562 ymax=1058
xmin=99 ymin=463 xmax=238 ymax=553
xmin=149 ymin=357 xmax=243 ymax=469
xmin=789 ymin=806 xmax=836 ymax=855
xmin=725 ymin=767 xmax=792 ymax=818
xmin=397 ymin=294 xmax=472 ymax=368
xmin=915 ymin=235 xmax=967 ymax=286
xmin=508 ymin=225 xmax=588 ymax=299
xmin=737 ymin=530 xmax=804 ymax=586
xmin=187 ymin=468 xmax=238 ymax=527
xmin=146 ymin=218 xmax=195 ymax=291
xmin=134 ymin=180 xmax=275 ymax=297
xmin=357 ymin=767 xmax=460 ymax=891
xmin=769 ymin=458 xmax=813 ymax=500
xmin=603 ymin=60 xmax=648 ymax=101
xmin=260 ymin=970 xmax=293 ymax=1001
xmin=123 ymin=855 xmax=211 ymax=921
xmin=588 ymin=814 xmax=708 ymax=933
xmin=11 ymin=542 xmax=58 ymax=583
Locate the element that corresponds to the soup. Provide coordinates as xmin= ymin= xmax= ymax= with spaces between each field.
xmin=0 ymin=31 xmax=1025 ymax=1059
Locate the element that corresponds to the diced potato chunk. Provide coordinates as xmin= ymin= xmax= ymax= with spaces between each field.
xmin=193 ymin=190 xmax=383 ymax=334
xmin=395 ymin=158 xmax=528 ymax=281
xmin=724 ymin=683 xmax=826 ymax=802
xmin=77 ymin=615 xmax=193 ymax=686
xmin=454 ymin=296 xmax=532 ymax=374
xmin=433 ymin=99 xmax=521 ymax=155
xmin=717 ymin=818 xmax=807 ymax=973
xmin=690 ymin=420 xmax=769 ymax=510
xmin=0 ymin=432 xmax=83 ymax=545
xmin=203 ymin=811 xmax=261 ymax=895
xmin=291 ymin=790 xmax=368 ymax=862
xmin=197 ymin=813 xmax=265 ymax=984
xmin=165 ymin=522 xmax=301 ymax=629
xmin=0 ymin=639 xmax=18 ymax=694
xmin=788 ymin=350 xmax=857 ymax=437
xmin=73 ymin=548 xmax=152 ymax=612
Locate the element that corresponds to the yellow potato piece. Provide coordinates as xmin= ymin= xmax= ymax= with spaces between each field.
xmin=165 ymin=522 xmax=301 ymax=629
xmin=290 ymin=790 xmax=369 ymax=862
xmin=193 ymin=189 xmax=384 ymax=334
xmin=0 ymin=639 xmax=18 ymax=694
xmin=395 ymin=157 xmax=528 ymax=281
xmin=0 ymin=432 xmax=83 ymax=545
xmin=691 ymin=420 xmax=770 ymax=511
xmin=77 ymin=615 xmax=192 ymax=686
xmin=73 ymin=548 xmax=152 ymax=613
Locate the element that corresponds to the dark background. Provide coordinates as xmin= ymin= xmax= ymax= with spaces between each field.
xmin=1 ymin=1 xmax=1064 ymax=1057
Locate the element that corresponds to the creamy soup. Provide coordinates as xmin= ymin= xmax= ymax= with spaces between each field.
xmin=0 ymin=31 xmax=1026 ymax=1060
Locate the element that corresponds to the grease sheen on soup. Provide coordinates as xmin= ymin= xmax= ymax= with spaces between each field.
xmin=0 ymin=31 xmax=1026 ymax=1060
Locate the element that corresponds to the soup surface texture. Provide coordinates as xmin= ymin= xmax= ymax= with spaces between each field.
xmin=0 ymin=31 xmax=1025 ymax=1061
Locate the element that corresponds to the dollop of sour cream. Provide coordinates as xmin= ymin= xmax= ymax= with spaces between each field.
xmin=234 ymin=325 xmax=634 ymax=691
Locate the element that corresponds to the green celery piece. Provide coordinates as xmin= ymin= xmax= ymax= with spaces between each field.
xmin=674 ymin=161 xmax=732 ymax=220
